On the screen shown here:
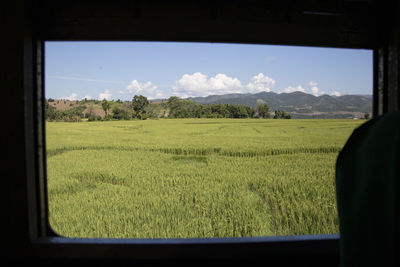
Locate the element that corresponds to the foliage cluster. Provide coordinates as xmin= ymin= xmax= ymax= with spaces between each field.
xmin=165 ymin=96 xmax=262 ymax=119
xmin=273 ymin=110 xmax=292 ymax=119
xmin=45 ymin=95 xmax=287 ymax=121
xmin=45 ymin=101 xmax=86 ymax=122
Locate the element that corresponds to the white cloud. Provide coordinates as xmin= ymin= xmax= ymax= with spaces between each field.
xmin=246 ymin=73 xmax=276 ymax=93
xmin=209 ymin=74 xmax=243 ymax=92
xmin=63 ymin=93 xmax=78 ymax=101
xmin=99 ymin=90 xmax=112 ymax=100
xmin=81 ymin=95 xmax=93 ymax=100
xmin=331 ymin=91 xmax=341 ymax=96
xmin=306 ymin=81 xmax=325 ymax=96
xmin=127 ymin=80 xmax=153 ymax=94
xmin=311 ymin=86 xmax=319 ymax=96
xmin=308 ymin=81 xmax=318 ymax=87
xmin=173 ymin=72 xmax=208 ymax=94
xmin=126 ymin=80 xmax=164 ymax=99
xmin=172 ymin=72 xmax=277 ymax=98
xmin=155 ymin=91 xmax=165 ymax=99
xmin=282 ymin=85 xmax=306 ymax=93
xmin=172 ymin=72 xmax=243 ymax=98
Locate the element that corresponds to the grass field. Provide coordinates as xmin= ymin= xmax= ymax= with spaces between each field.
xmin=46 ymin=118 xmax=363 ymax=238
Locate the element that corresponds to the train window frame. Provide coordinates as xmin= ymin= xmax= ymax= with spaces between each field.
xmin=8 ymin=0 xmax=399 ymax=264
xmin=34 ymin=39 xmax=342 ymax=262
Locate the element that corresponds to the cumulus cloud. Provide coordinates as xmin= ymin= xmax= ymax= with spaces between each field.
xmin=171 ymin=72 xmax=243 ymax=97
xmin=308 ymin=81 xmax=318 ymax=87
xmin=246 ymin=73 xmax=276 ymax=93
xmin=311 ymin=86 xmax=319 ymax=95
xmin=331 ymin=91 xmax=341 ymax=96
xmin=172 ymin=72 xmax=207 ymax=96
xmin=127 ymin=80 xmax=155 ymax=94
xmin=282 ymin=85 xmax=306 ymax=93
xmin=99 ymin=90 xmax=112 ymax=100
xmin=125 ymin=80 xmax=164 ymax=99
xmin=81 ymin=95 xmax=93 ymax=100
xmin=63 ymin=93 xmax=78 ymax=101
xmin=307 ymin=81 xmax=325 ymax=96
xmin=209 ymin=74 xmax=243 ymax=92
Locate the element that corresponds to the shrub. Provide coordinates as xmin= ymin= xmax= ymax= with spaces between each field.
xmin=103 ymin=114 xmax=113 ymax=121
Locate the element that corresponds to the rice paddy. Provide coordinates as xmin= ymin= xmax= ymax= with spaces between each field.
xmin=46 ymin=118 xmax=363 ymax=238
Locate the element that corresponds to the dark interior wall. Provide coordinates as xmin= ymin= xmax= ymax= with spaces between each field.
xmin=37 ymin=0 xmax=378 ymax=48
xmin=387 ymin=1 xmax=400 ymax=112
xmin=374 ymin=0 xmax=400 ymax=115
xmin=3 ymin=0 xmax=32 ymax=256
xmin=1 ymin=0 xmax=399 ymax=263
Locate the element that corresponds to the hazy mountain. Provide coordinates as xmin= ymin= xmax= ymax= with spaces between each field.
xmin=186 ymin=91 xmax=372 ymax=119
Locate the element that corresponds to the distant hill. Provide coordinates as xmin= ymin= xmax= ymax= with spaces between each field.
xmin=185 ymin=91 xmax=372 ymax=119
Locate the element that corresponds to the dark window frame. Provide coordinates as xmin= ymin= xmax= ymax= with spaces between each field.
xmin=6 ymin=0 xmax=400 ymax=264
xmin=33 ymin=38 xmax=341 ymax=263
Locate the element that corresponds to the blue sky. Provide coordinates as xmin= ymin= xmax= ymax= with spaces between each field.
xmin=45 ymin=41 xmax=372 ymax=100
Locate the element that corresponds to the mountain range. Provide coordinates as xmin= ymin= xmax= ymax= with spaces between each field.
xmin=183 ymin=91 xmax=372 ymax=119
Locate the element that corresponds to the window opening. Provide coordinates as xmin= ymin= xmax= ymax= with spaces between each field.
xmin=45 ymin=41 xmax=372 ymax=238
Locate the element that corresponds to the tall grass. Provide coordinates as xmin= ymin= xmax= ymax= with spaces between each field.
xmin=46 ymin=119 xmax=363 ymax=238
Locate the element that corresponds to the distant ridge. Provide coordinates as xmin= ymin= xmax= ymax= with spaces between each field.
xmin=48 ymin=91 xmax=372 ymax=119
xmin=184 ymin=91 xmax=372 ymax=119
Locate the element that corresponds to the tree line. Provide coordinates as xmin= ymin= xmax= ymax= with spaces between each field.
xmin=45 ymin=95 xmax=291 ymax=121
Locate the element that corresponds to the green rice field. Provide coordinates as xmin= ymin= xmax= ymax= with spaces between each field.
xmin=46 ymin=119 xmax=363 ymax=238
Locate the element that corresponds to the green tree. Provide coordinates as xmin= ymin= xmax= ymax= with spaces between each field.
xmin=210 ymin=104 xmax=229 ymax=118
xmin=166 ymin=96 xmax=180 ymax=117
xmin=237 ymin=105 xmax=249 ymax=118
xmin=85 ymin=104 xmax=96 ymax=120
xmin=164 ymin=96 xmax=258 ymax=119
xmin=132 ymin=95 xmax=149 ymax=119
xmin=101 ymin=99 xmax=111 ymax=116
xmin=273 ymin=110 xmax=281 ymax=119
xmin=364 ymin=113 xmax=370 ymax=120
xmin=257 ymin=104 xmax=270 ymax=118
xmin=112 ymin=105 xmax=129 ymax=120
xmin=282 ymin=111 xmax=291 ymax=119
xmin=274 ymin=110 xmax=291 ymax=119
xmin=45 ymin=100 xmax=57 ymax=121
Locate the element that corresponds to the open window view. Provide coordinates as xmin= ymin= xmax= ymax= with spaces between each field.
xmin=45 ymin=42 xmax=372 ymax=238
